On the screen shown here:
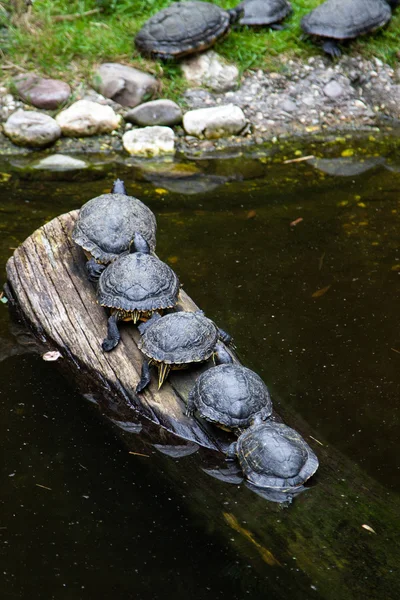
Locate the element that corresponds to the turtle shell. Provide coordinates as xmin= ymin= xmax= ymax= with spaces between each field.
xmin=301 ymin=0 xmax=392 ymax=40
xmin=138 ymin=311 xmax=218 ymax=364
xmin=97 ymin=253 xmax=180 ymax=312
xmin=239 ymin=0 xmax=292 ymax=26
xmin=72 ymin=193 xmax=156 ymax=264
xmin=236 ymin=422 xmax=319 ymax=489
xmin=189 ymin=364 xmax=272 ymax=428
xmin=135 ymin=1 xmax=232 ymax=59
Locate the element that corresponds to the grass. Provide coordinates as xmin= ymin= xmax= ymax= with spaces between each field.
xmin=1 ymin=0 xmax=400 ymax=101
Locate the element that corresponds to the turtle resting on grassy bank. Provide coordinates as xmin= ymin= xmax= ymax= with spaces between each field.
xmin=72 ymin=179 xmax=156 ymax=281
xmin=136 ymin=311 xmax=232 ymax=392
xmin=186 ymin=364 xmax=273 ymax=430
xmin=301 ymin=0 xmax=398 ymax=58
xmin=226 ymin=418 xmax=319 ymax=490
xmin=135 ymin=1 xmax=242 ymax=60
xmin=98 ymin=232 xmax=180 ymax=352
xmin=238 ymin=0 xmax=292 ymax=29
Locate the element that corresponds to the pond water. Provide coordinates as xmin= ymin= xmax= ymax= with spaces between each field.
xmin=1 ymin=134 xmax=400 ymax=600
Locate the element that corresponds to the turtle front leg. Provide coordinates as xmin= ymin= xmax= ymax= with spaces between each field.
xmin=226 ymin=442 xmax=238 ymax=461
xmin=102 ymin=312 xmax=121 ymax=352
xmin=217 ymin=327 xmax=232 ymax=346
xmin=136 ymin=360 xmax=152 ymax=393
xmin=185 ymin=391 xmax=196 ymax=418
xmin=213 ymin=341 xmax=233 ymax=365
xmin=322 ymin=39 xmax=341 ymax=58
xmin=86 ymin=258 xmax=106 ymax=282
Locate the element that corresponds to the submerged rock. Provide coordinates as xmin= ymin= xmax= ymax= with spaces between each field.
xmin=310 ymin=156 xmax=385 ymax=177
xmin=125 ymin=99 xmax=182 ymax=126
xmin=183 ymin=104 xmax=246 ymax=139
xmin=92 ymin=63 xmax=158 ymax=108
xmin=3 ymin=109 xmax=61 ymax=147
xmin=122 ymin=126 xmax=175 ymax=156
xmin=181 ymin=51 xmax=239 ymax=93
xmin=13 ymin=73 xmax=71 ymax=110
xmin=56 ymin=100 xmax=121 ymax=136
xmin=32 ymin=154 xmax=87 ymax=171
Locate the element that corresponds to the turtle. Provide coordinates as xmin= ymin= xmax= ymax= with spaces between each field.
xmin=135 ymin=311 xmax=232 ymax=392
xmin=301 ymin=0 xmax=397 ymax=58
xmin=238 ymin=0 xmax=292 ymax=29
xmin=72 ymin=179 xmax=157 ymax=281
xmin=97 ymin=232 xmax=180 ymax=352
xmin=135 ymin=1 xmax=242 ymax=60
xmin=186 ymin=364 xmax=273 ymax=430
xmin=226 ymin=417 xmax=319 ymax=490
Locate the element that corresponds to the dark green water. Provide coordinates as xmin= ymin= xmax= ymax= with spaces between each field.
xmin=1 ymin=139 xmax=400 ymax=600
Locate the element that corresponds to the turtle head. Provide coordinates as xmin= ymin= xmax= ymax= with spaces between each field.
xmin=111 ymin=179 xmax=127 ymax=195
xmin=227 ymin=5 xmax=244 ymax=24
xmin=129 ymin=231 xmax=150 ymax=254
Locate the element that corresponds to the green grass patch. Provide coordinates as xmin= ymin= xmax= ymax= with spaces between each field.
xmin=1 ymin=0 xmax=400 ymax=101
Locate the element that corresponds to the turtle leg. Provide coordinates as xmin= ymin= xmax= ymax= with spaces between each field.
xmin=322 ymin=39 xmax=341 ymax=59
xmin=129 ymin=231 xmax=150 ymax=255
xmin=102 ymin=312 xmax=121 ymax=352
xmin=270 ymin=23 xmax=284 ymax=31
xmin=136 ymin=360 xmax=152 ymax=393
xmin=213 ymin=341 xmax=233 ymax=365
xmin=185 ymin=391 xmax=196 ymax=418
xmin=217 ymin=327 xmax=232 ymax=345
xmin=137 ymin=312 xmax=162 ymax=335
xmin=226 ymin=442 xmax=238 ymax=461
xmin=86 ymin=258 xmax=106 ymax=282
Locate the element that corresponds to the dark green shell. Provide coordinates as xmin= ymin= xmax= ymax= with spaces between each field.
xmin=236 ymin=422 xmax=319 ymax=490
xmin=301 ymin=0 xmax=392 ymax=40
xmin=72 ymin=193 xmax=156 ymax=264
xmin=135 ymin=1 xmax=232 ymax=59
xmin=97 ymin=253 xmax=179 ymax=312
xmin=239 ymin=0 xmax=291 ymax=25
xmin=138 ymin=311 xmax=218 ymax=364
xmin=189 ymin=364 xmax=272 ymax=428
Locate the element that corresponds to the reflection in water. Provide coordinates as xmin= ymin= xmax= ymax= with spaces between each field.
xmin=1 ymin=139 xmax=400 ymax=599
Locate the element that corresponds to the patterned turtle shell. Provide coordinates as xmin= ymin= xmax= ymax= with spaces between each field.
xmin=188 ymin=364 xmax=272 ymax=428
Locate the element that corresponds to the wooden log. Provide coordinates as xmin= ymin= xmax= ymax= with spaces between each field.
xmin=5 ymin=210 xmax=240 ymax=452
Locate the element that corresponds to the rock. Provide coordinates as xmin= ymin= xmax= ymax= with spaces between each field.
xmin=181 ymin=51 xmax=239 ymax=93
xmin=281 ymin=99 xmax=297 ymax=113
xmin=3 ymin=109 xmax=61 ymax=147
xmin=122 ymin=126 xmax=175 ymax=156
xmin=56 ymin=100 xmax=121 ymax=136
xmin=92 ymin=63 xmax=158 ymax=108
xmin=13 ymin=73 xmax=71 ymax=110
xmin=32 ymin=154 xmax=87 ymax=171
xmin=323 ymin=80 xmax=344 ymax=100
xmin=125 ymin=99 xmax=182 ymax=126
xmin=182 ymin=105 xmax=246 ymax=139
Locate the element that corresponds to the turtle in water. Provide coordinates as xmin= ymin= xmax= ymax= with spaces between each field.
xmin=97 ymin=232 xmax=180 ymax=352
xmin=186 ymin=364 xmax=273 ymax=430
xmin=72 ymin=179 xmax=157 ymax=281
xmin=135 ymin=311 xmax=232 ymax=392
xmin=135 ymin=1 xmax=242 ymax=60
xmin=238 ymin=0 xmax=292 ymax=29
xmin=226 ymin=417 xmax=319 ymax=490
xmin=301 ymin=0 xmax=398 ymax=58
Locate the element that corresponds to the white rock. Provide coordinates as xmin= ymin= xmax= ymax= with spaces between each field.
xmin=323 ymin=80 xmax=344 ymax=100
xmin=122 ymin=126 xmax=175 ymax=157
xmin=32 ymin=154 xmax=87 ymax=171
xmin=56 ymin=100 xmax=121 ymax=136
xmin=183 ymin=104 xmax=246 ymax=139
xmin=181 ymin=51 xmax=239 ymax=93
xmin=3 ymin=109 xmax=61 ymax=147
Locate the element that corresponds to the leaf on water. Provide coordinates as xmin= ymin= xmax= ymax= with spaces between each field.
xmin=391 ymin=265 xmax=400 ymax=271
xmin=312 ymin=285 xmax=331 ymax=298
xmin=341 ymin=149 xmax=354 ymax=157
xmin=246 ymin=209 xmax=257 ymax=219
xmin=362 ymin=524 xmax=376 ymax=534
xmin=167 ymin=256 xmax=179 ymax=264
xmin=290 ymin=217 xmax=303 ymax=227
xmin=155 ymin=188 xmax=168 ymax=194
xmin=42 ymin=350 xmax=62 ymax=362
xmin=0 ymin=172 xmax=11 ymax=182
xmin=223 ymin=512 xmax=281 ymax=567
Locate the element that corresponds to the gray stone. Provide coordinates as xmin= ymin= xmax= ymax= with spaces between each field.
xmin=125 ymin=99 xmax=182 ymax=126
xmin=281 ymin=99 xmax=297 ymax=113
xmin=323 ymin=80 xmax=344 ymax=100
xmin=56 ymin=100 xmax=121 ymax=136
xmin=13 ymin=73 xmax=71 ymax=110
xmin=183 ymin=104 xmax=247 ymax=139
xmin=181 ymin=51 xmax=239 ymax=93
xmin=3 ymin=109 xmax=61 ymax=147
xmin=122 ymin=126 xmax=175 ymax=156
xmin=92 ymin=63 xmax=159 ymax=108
xmin=32 ymin=154 xmax=87 ymax=171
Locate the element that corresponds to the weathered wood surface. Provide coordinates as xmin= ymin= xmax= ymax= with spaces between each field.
xmin=5 ymin=210 xmax=236 ymax=451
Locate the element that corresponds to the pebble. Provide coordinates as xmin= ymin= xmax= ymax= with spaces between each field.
xmin=183 ymin=104 xmax=247 ymax=139
xmin=3 ymin=109 xmax=61 ymax=147
xmin=56 ymin=100 xmax=121 ymax=136
xmin=323 ymin=80 xmax=344 ymax=99
xmin=92 ymin=63 xmax=159 ymax=107
xmin=13 ymin=73 xmax=71 ymax=109
xmin=122 ymin=126 xmax=175 ymax=157
xmin=125 ymin=99 xmax=182 ymax=127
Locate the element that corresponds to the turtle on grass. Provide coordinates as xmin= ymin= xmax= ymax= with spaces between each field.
xmin=226 ymin=417 xmax=319 ymax=490
xmin=301 ymin=0 xmax=397 ymax=58
xmin=135 ymin=311 xmax=232 ymax=392
xmin=98 ymin=232 xmax=180 ymax=352
xmin=135 ymin=1 xmax=242 ymax=60
xmin=238 ymin=0 xmax=292 ymax=29
xmin=186 ymin=364 xmax=273 ymax=430
xmin=72 ymin=179 xmax=156 ymax=281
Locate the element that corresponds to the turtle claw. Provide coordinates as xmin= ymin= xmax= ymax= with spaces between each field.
xmin=86 ymin=258 xmax=106 ymax=282
xmin=102 ymin=337 xmax=119 ymax=352
xmin=322 ymin=39 xmax=341 ymax=58
xmin=136 ymin=361 xmax=152 ymax=393
xmin=102 ymin=313 xmax=121 ymax=352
